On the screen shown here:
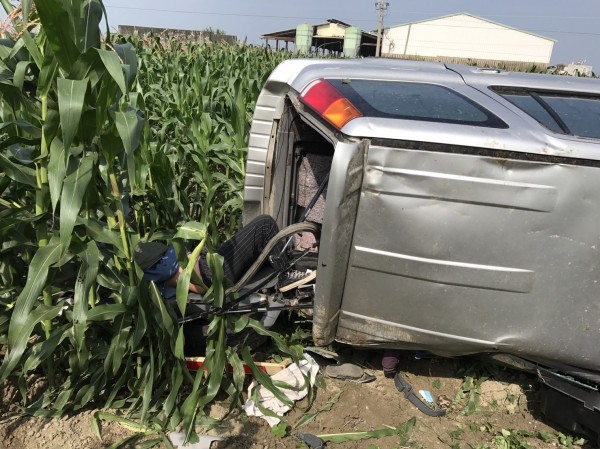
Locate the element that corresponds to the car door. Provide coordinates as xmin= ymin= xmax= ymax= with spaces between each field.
xmin=327 ymin=82 xmax=600 ymax=374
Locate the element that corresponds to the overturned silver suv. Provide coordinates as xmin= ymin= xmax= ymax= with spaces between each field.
xmin=243 ymin=59 xmax=600 ymax=439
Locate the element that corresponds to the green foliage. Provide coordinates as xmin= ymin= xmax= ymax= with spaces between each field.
xmin=317 ymin=417 xmax=416 ymax=444
xmin=271 ymin=422 xmax=288 ymax=438
xmin=454 ymin=375 xmax=487 ymax=416
xmin=293 ymin=390 xmax=342 ymax=429
xmin=133 ymin=36 xmax=292 ymax=241
xmin=557 ymin=432 xmax=586 ymax=448
xmin=0 ymin=0 xmax=302 ymax=443
xmin=492 ymin=429 xmax=535 ymax=449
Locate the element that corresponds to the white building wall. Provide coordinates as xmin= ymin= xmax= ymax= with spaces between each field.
xmin=382 ymin=14 xmax=554 ymax=64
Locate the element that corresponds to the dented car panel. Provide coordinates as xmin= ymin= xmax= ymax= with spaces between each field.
xmin=338 ymin=142 xmax=600 ymax=371
xmin=312 ymin=141 xmax=366 ymax=346
xmin=243 ymin=59 xmax=600 ymax=376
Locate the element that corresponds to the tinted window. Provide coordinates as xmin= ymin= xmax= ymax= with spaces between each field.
xmin=540 ymin=95 xmax=600 ymax=138
xmin=494 ymin=87 xmax=600 ymax=139
xmin=331 ymin=80 xmax=507 ymax=128
xmin=501 ymin=93 xmax=563 ymax=133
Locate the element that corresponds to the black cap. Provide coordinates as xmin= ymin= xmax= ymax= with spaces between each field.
xmin=134 ymin=241 xmax=168 ymax=270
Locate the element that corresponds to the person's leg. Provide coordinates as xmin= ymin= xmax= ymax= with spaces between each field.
xmin=200 ymin=215 xmax=280 ymax=285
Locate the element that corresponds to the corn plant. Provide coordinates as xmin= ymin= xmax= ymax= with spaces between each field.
xmin=135 ymin=37 xmax=292 ymax=241
xmin=0 ymin=0 xmax=305 ymax=444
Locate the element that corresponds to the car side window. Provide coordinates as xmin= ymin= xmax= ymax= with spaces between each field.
xmin=540 ymin=95 xmax=600 ymax=139
xmin=331 ymin=79 xmax=507 ymax=128
xmin=493 ymin=87 xmax=600 ymax=139
xmin=499 ymin=93 xmax=564 ymax=133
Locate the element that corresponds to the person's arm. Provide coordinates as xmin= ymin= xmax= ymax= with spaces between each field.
xmin=164 ymin=261 xmax=206 ymax=295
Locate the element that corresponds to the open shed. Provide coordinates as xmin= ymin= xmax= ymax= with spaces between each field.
xmin=262 ymin=19 xmax=376 ymax=56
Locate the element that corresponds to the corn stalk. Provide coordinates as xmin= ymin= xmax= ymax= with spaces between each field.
xmin=0 ymin=0 xmax=310 ymax=442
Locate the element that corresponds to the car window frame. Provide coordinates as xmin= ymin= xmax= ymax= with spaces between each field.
xmin=491 ymin=86 xmax=600 ymax=139
xmin=328 ymin=78 xmax=509 ymax=129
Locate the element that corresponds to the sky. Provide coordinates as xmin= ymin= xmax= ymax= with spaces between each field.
xmin=101 ymin=0 xmax=600 ymax=69
xmin=4 ymin=1 xmax=599 ymax=69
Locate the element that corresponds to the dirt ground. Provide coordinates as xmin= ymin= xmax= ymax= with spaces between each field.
xmin=0 ymin=348 xmax=594 ymax=449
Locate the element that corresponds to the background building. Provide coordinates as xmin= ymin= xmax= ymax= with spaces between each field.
xmin=381 ymin=13 xmax=555 ymax=71
xmin=261 ymin=19 xmax=376 ymax=57
xmin=554 ymin=62 xmax=594 ymax=77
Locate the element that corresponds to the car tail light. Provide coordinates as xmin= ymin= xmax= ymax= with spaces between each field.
xmin=299 ymin=79 xmax=362 ymax=130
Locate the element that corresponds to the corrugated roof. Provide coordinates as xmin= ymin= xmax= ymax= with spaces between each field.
xmin=262 ymin=19 xmax=376 ymax=40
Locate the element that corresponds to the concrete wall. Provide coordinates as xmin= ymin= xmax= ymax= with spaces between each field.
xmin=382 ymin=14 xmax=554 ymax=65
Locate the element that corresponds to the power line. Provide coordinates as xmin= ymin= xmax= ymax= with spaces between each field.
xmin=103 ymin=5 xmax=331 ymax=21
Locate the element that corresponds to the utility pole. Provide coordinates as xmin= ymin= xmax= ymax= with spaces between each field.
xmin=375 ymin=0 xmax=389 ymax=57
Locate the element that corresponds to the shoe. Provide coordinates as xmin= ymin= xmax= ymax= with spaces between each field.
xmin=278 ymin=269 xmax=317 ymax=292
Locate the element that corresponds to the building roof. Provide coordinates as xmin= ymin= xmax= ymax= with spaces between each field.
xmin=262 ymin=19 xmax=376 ymax=42
xmin=384 ymin=13 xmax=556 ymax=42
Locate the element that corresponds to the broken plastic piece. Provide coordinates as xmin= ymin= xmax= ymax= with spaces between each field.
xmin=418 ymin=389 xmax=434 ymax=404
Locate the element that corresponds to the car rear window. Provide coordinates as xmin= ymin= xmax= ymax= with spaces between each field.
xmin=329 ymin=79 xmax=507 ymax=128
xmin=493 ymin=87 xmax=600 ymax=139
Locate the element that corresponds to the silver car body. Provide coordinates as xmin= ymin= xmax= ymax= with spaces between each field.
xmin=243 ymin=59 xmax=600 ymax=378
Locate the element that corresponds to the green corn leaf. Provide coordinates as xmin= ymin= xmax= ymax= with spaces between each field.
xmin=87 ymin=304 xmax=128 ymax=321
xmin=0 ymin=120 xmax=41 ymax=138
xmin=34 ymin=0 xmax=81 ymax=72
xmin=57 ymin=77 xmax=88 ymax=151
xmin=59 ymin=154 xmax=94 ymax=252
xmin=241 ymin=346 xmax=294 ymax=408
xmin=97 ymin=48 xmax=127 ymax=94
xmin=91 ymin=411 xmax=102 ymax=440
xmin=22 ymin=323 xmax=70 ymax=373
xmin=104 ymin=322 xmax=131 ymax=377
xmin=48 ymin=137 xmax=67 ymax=214
xmin=180 ymin=370 xmax=206 ymax=444
xmin=14 ymin=60 xmax=32 ymax=91
xmin=148 ymin=282 xmax=176 ymax=340
xmin=81 ymin=0 xmax=102 ymax=52
xmin=104 ymin=433 xmax=145 ymax=449
xmin=294 ymin=391 xmax=342 ymax=430
xmin=175 ymin=239 xmax=206 ymax=316
xmin=173 ymin=221 xmax=207 ymax=241
xmin=19 ymin=28 xmax=43 ymax=71
xmin=113 ymin=43 xmax=138 ymax=88
xmin=0 ymin=303 xmax=64 ymax=382
xmin=202 ymin=316 xmax=227 ymax=406
xmin=163 ymin=364 xmax=184 ymax=421
xmin=318 ymin=424 xmax=406 ymax=443
xmin=75 ymin=216 xmax=125 ymax=257
xmin=37 ymin=53 xmax=58 ymax=97
xmin=0 ymin=151 xmax=37 ymax=187
xmin=21 ymin=0 xmax=33 ymax=23
xmin=134 ymin=439 xmax=162 ymax=449
xmin=73 ymin=240 xmax=100 ymax=358
xmin=112 ymin=107 xmax=144 ymax=189
xmin=140 ymin=349 xmax=154 ymax=422
xmin=0 ymin=0 xmax=14 ymax=14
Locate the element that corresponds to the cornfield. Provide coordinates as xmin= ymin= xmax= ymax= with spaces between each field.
xmin=0 ymin=0 xmax=308 ymax=444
